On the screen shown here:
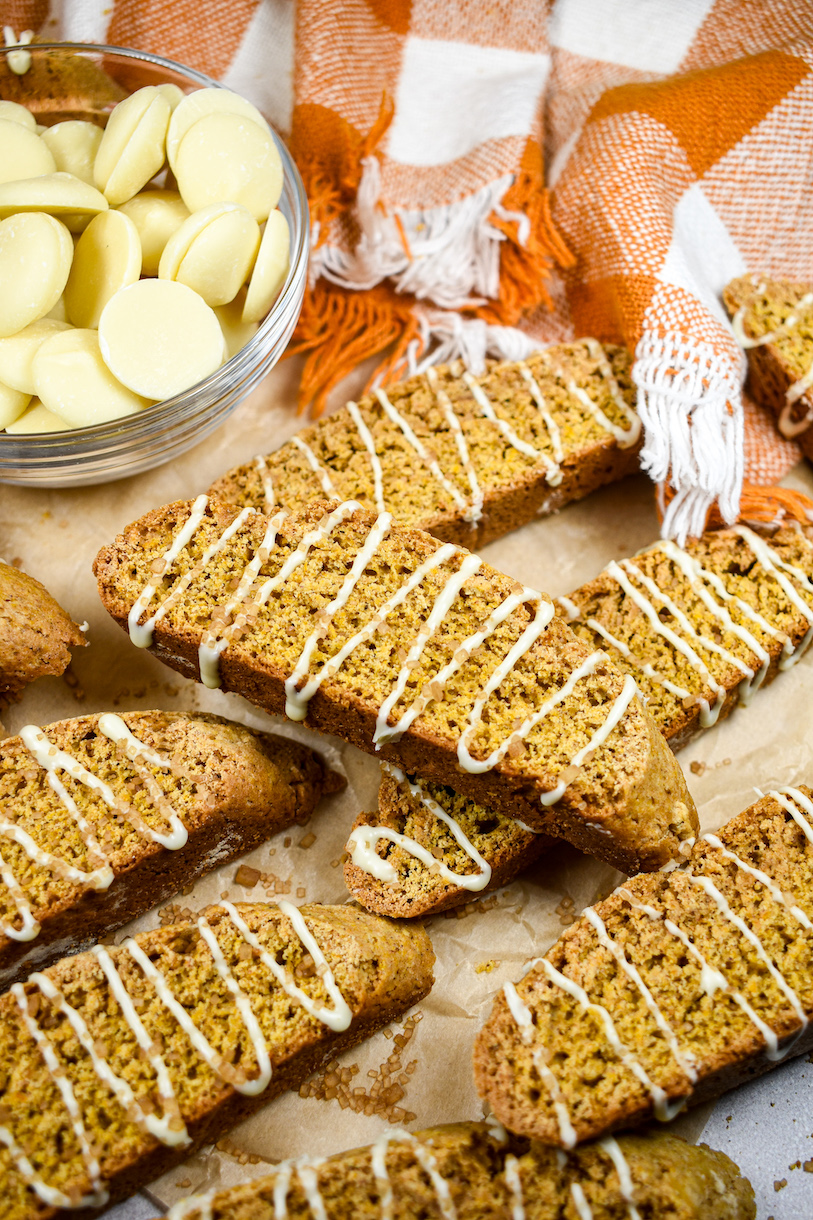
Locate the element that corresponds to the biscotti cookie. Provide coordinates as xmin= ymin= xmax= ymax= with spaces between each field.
xmin=94 ymin=497 xmax=696 ymax=874
xmin=0 ymin=560 xmax=86 ymax=706
xmin=1 ymin=902 xmax=433 ymax=1218
xmin=159 ymin=1121 xmax=754 ymax=1220
xmin=474 ymin=786 xmax=813 ymax=1146
xmin=346 ymin=523 xmax=813 ymax=918
xmin=209 ymin=340 xmax=642 ymax=549
xmin=724 ymin=274 xmax=813 ymax=457
xmin=0 ymin=710 xmax=343 ymax=989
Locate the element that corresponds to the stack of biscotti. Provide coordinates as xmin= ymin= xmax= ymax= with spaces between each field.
xmin=724 ymin=274 xmax=813 ymax=458
xmin=157 ymin=1122 xmax=755 ymax=1219
xmin=345 ymin=523 xmax=813 ymax=918
xmin=474 ymin=787 xmax=813 ymax=1144
xmin=0 ymin=560 xmax=86 ymax=705
xmin=94 ymin=497 xmax=696 ymax=874
xmin=1 ymin=902 xmax=433 ymax=1218
xmin=0 ymin=710 xmax=343 ymax=988
xmin=209 ymin=339 xmax=642 ymax=549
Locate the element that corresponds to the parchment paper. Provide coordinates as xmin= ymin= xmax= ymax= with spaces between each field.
xmin=1 ymin=359 xmax=812 ymax=1216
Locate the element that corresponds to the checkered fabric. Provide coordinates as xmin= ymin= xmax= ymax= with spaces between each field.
xmin=10 ymin=0 xmax=813 ymax=536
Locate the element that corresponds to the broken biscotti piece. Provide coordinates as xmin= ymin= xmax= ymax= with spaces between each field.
xmin=209 ymin=340 xmax=642 ymax=549
xmin=157 ymin=1121 xmax=755 ymax=1220
xmin=348 ymin=522 xmax=813 ymax=919
xmin=1 ymin=902 xmax=433 ymax=1219
xmin=0 ymin=710 xmax=344 ymax=990
xmin=724 ymin=274 xmax=813 ymax=459
xmin=0 ymin=560 xmax=86 ymax=706
xmin=94 ymin=497 xmax=696 ymax=874
xmin=474 ymin=787 xmax=813 ymax=1146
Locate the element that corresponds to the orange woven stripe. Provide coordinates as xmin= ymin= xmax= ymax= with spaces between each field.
xmin=4 ymin=1 xmax=48 ymax=33
xmin=107 ymin=0 xmax=260 ymax=80
xmin=588 ymin=50 xmax=809 ymax=178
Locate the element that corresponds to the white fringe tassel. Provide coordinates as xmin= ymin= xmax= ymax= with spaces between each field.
xmin=309 ymin=156 xmax=528 ymax=310
xmin=394 ymin=309 xmax=544 ymax=381
xmin=634 ymin=332 xmax=744 ymax=544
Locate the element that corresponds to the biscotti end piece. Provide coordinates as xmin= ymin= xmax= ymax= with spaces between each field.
xmin=724 ymin=274 xmax=813 ymax=457
xmin=474 ymin=786 xmax=813 ymax=1146
xmin=0 ymin=710 xmax=344 ymax=989
xmin=157 ymin=1123 xmax=754 ymax=1220
xmin=208 ymin=340 xmax=642 ymax=550
xmin=0 ymin=562 xmax=86 ymax=705
xmin=559 ymin=524 xmax=813 ymax=751
xmin=344 ymin=765 xmax=552 ymax=918
xmin=94 ymin=497 xmax=697 ymax=876
xmin=1 ymin=902 xmax=433 ymax=1219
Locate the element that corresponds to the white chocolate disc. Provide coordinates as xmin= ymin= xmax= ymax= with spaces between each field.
xmin=0 ymin=101 xmax=36 ymax=131
xmin=163 ymin=202 xmax=260 ymax=307
xmin=94 ymin=87 xmax=171 ymax=206
xmin=0 ymin=118 xmax=56 ymax=184
xmin=175 ymin=113 xmax=282 ymax=221
xmin=0 ymin=173 xmax=108 ymax=223
xmin=243 ymin=209 xmax=290 ymax=323
xmin=99 ymin=279 xmax=226 ymax=400
xmin=216 ymin=292 xmax=258 ymax=358
xmin=34 ymin=327 xmax=150 ymax=426
xmin=64 ymin=210 xmax=142 ymax=329
xmin=118 ymin=189 xmax=189 ymax=276
xmin=166 ymin=86 xmax=269 ymax=173
xmin=0 ymin=317 xmax=72 ymax=393
xmin=0 ymin=380 xmax=31 ymax=427
xmin=46 ymin=296 xmax=69 ymax=322
xmin=5 ymin=399 xmax=72 ymax=433
xmin=0 ymin=213 xmax=73 ymax=338
xmin=157 ymin=83 xmax=185 ymax=111
xmin=41 ymin=120 xmax=104 ymax=186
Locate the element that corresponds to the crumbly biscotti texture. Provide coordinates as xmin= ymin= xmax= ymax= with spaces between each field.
xmin=348 ymin=522 xmax=813 ymax=920
xmin=0 ymin=563 xmax=86 ymax=706
xmin=94 ymin=498 xmax=696 ymax=874
xmin=560 ymin=523 xmax=813 ymax=749
xmin=344 ymin=767 xmax=551 ymax=919
xmin=157 ymin=1122 xmax=754 ymax=1220
xmin=209 ymin=341 xmax=642 ymax=550
xmin=723 ymin=275 xmax=813 ymax=459
xmin=1 ymin=902 xmax=433 ymax=1219
xmin=474 ymin=787 xmax=813 ymax=1146
xmin=0 ymin=710 xmax=344 ymax=990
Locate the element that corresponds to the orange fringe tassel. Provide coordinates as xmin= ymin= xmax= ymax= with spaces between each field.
xmin=660 ymin=480 xmax=813 ymax=534
xmin=287 ymin=97 xmax=572 ymax=417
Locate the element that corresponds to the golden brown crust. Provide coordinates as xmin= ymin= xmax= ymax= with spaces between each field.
xmin=94 ymin=499 xmax=696 ymax=874
xmin=1 ymin=904 xmax=434 ymax=1220
xmin=0 ymin=710 xmax=344 ymax=989
xmin=155 ymin=1123 xmax=755 ymax=1219
xmin=209 ymin=342 xmax=642 ymax=550
xmin=474 ymin=787 xmax=813 ymax=1145
xmin=0 ymin=563 xmax=86 ymax=706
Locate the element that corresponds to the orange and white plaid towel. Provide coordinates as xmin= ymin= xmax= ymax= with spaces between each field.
xmin=13 ymin=0 xmax=813 ymax=539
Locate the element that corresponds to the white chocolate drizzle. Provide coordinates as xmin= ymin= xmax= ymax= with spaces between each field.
xmin=731 ymin=286 xmax=813 ymax=436
xmin=701 ymin=833 xmax=813 ymax=931
xmin=371 ymin=1129 xmax=457 ymax=1220
xmin=517 ymin=360 xmax=565 ymax=469
xmin=290 ymin=435 xmax=339 ymax=499
xmin=539 ymin=674 xmax=638 ymax=805
xmin=375 ymin=387 xmax=469 ymax=513
xmin=425 ymin=366 xmax=483 ymax=523
xmin=770 ymin=787 xmax=813 ymax=845
xmin=0 ymin=717 xmax=189 ymax=943
xmin=734 ymin=528 xmax=813 ymax=669
xmin=128 ymin=494 xmax=217 ymax=648
xmin=598 ymin=1137 xmax=641 ymax=1220
xmin=348 ymin=762 xmax=492 ymax=891
xmin=6 ymin=903 xmax=353 ymax=1205
xmin=503 ymin=979 xmax=577 ymax=1148
xmin=461 ymin=370 xmax=550 ymax=468
xmin=542 ymin=339 xmax=641 ymax=448
xmin=503 ymin=1154 xmax=525 ymax=1220
xmin=570 ymin=1182 xmax=593 ymax=1220
xmin=166 ymin=1192 xmax=216 ymax=1220
xmin=254 ymin=453 xmax=276 ymax=511
xmin=347 ymin=400 xmax=386 ymax=514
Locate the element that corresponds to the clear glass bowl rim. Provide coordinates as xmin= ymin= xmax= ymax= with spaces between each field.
xmin=0 ymin=41 xmax=309 ymax=452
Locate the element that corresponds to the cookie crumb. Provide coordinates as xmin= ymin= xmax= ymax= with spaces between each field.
xmin=475 ymin=960 xmax=499 ymax=973
xmin=298 ymin=832 xmax=317 ymax=849
xmin=690 ymin=760 xmax=706 ymax=776
xmin=774 ymin=1178 xmax=787 ymax=1191
xmin=234 ymin=864 xmax=261 ymax=888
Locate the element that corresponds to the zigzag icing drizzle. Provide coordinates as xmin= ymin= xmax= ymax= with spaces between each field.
xmin=4 ymin=901 xmax=351 ymax=1208
xmin=253 ymin=346 xmax=637 ymax=522
xmin=127 ymin=499 xmax=636 ymax=805
xmin=347 ymin=762 xmax=493 ymax=892
xmin=0 ymin=715 xmax=189 ymax=944
xmin=731 ymin=282 xmax=813 ymax=437
xmin=558 ymin=529 xmax=813 ymax=727
xmin=505 ymin=788 xmax=813 ymax=1135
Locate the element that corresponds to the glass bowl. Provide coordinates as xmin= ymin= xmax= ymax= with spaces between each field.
xmin=0 ymin=42 xmax=309 ymax=487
